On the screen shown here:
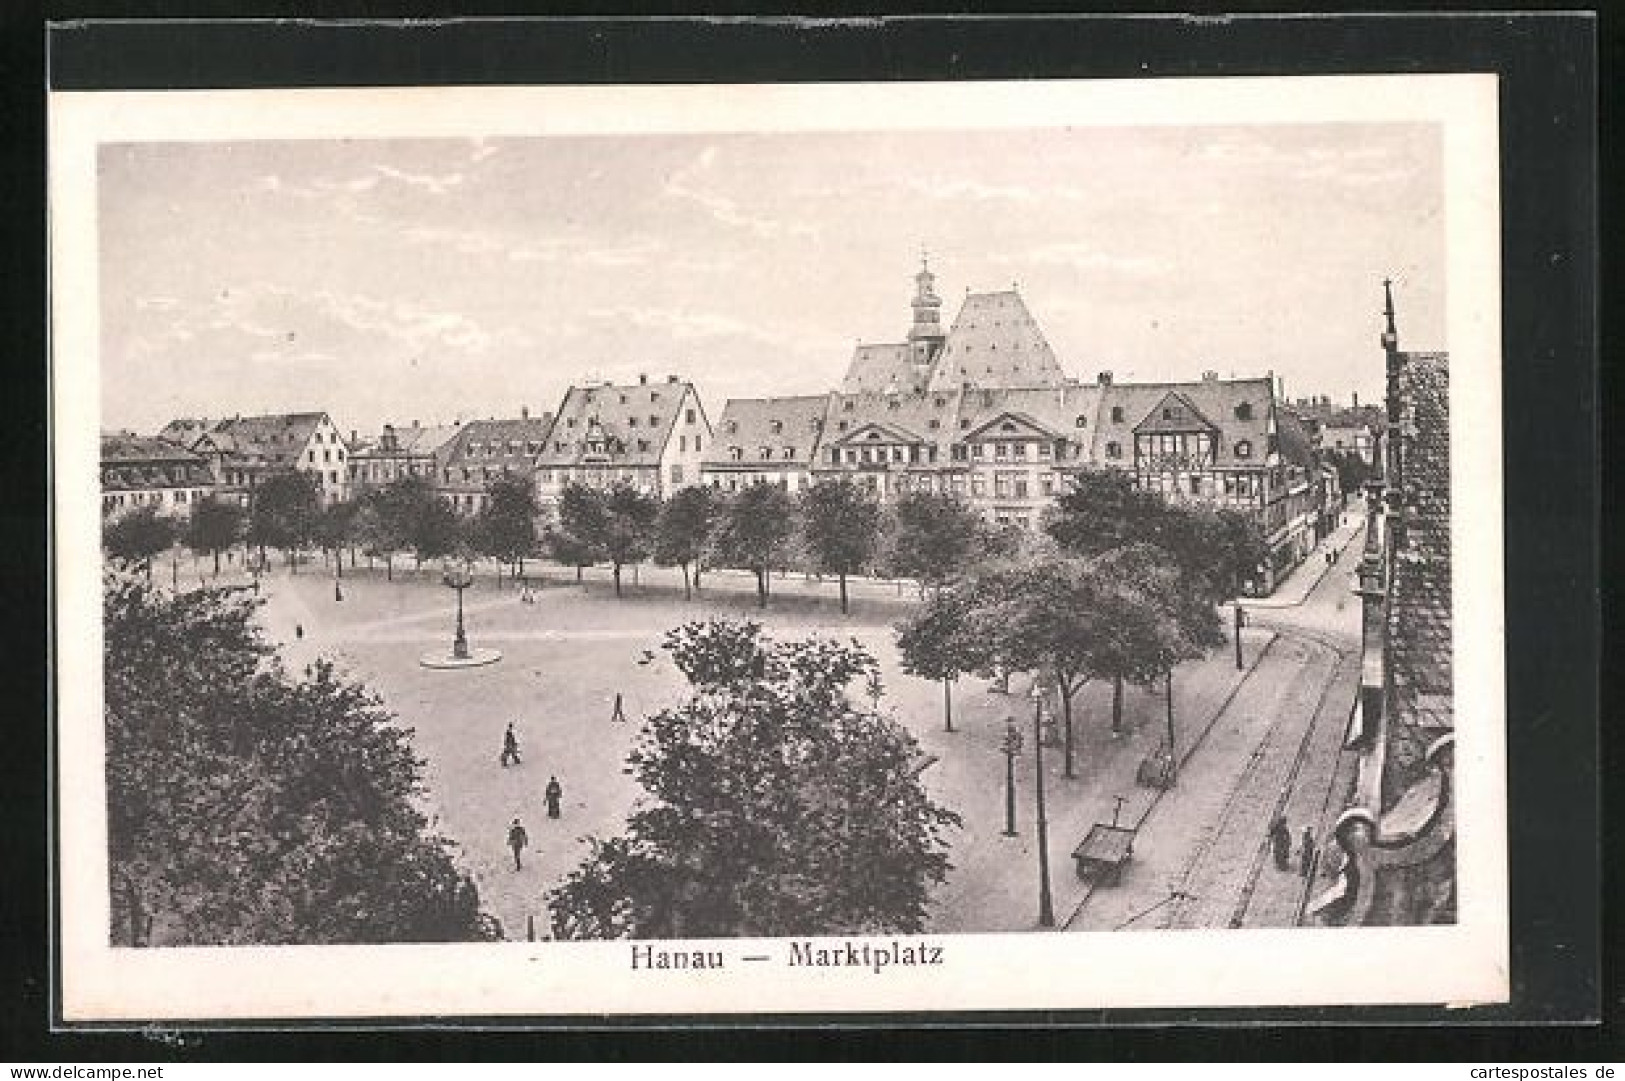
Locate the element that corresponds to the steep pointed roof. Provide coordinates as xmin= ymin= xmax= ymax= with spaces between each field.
xmin=839 ymin=342 xmax=930 ymax=395
xmin=1094 ymin=377 xmax=1275 ymax=468
xmin=537 ymin=379 xmax=699 ymax=468
xmin=926 ymin=290 xmax=1065 ymax=392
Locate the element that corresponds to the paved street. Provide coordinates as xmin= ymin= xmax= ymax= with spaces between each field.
xmin=1065 ymin=516 xmax=1367 ymax=931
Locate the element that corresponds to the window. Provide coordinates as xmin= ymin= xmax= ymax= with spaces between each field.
xmin=539 ymin=469 xmax=552 ymax=483
xmin=994 ymin=474 xmax=1010 ymax=498
xmin=770 ymin=420 xmax=783 ymax=434
xmin=726 ymin=420 xmax=739 ymax=434
xmin=1235 ymin=403 xmax=1253 ymax=421
xmin=929 ymin=418 xmax=940 ymax=429
xmin=972 ymin=444 xmax=984 ymax=459
xmin=843 ymin=400 xmax=854 ymax=412
xmin=1040 ymin=473 xmax=1055 ymax=496
xmin=694 ymin=437 xmax=701 ymax=452
xmin=1163 ymin=407 xmax=1174 ymax=420
xmin=730 ymin=446 xmax=743 ymax=461
xmin=323 ymin=449 xmax=331 ymax=463
xmin=650 ymin=416 xmax=660 ymax=428
xmin=671 ymin=464 xmax=684 ymax=484
xmin=1075 ymin=415 xmax=1087 ymax=428
xmin=838 ymin=420 xmax=849 ymax=431
xmin=638 ymin=439 xmax=651 ymax=452
xmin=686 ymin=408 xmax=696 ymax=424
xmin=783 ymin=447 xmax=795 ymax=460
xmin=567 ymin=417 xmax=576 ymax=428
xmin=1014 ymin=477 xmax=1029 ymax=499
xmin=971 ymin=476 xmax=986 ymax=497
xmin=951 ymin=475 xmax=966 ymax=495
xmin=1189 ymin=476 xmax=1202 ymax=495
xmin=952 ymin=445 xmax=967 ymax=461
xmin=994 ymin=443 xmax=1007 ymax=459
xmin=329 ymin=470 xmax=338 ymax=483
xmin=1038 ymin=442 xmax=1052 ymax=458
xmin=1235 ymin=440 xmax=1253 ymax=458
xmin=307 ymin=450 xmax=316 ymax=463
xmin=959 ymin=418 xmax=971 ymax=429
xmin=629 ymin=416 xmax=639 ymax=428
xmin=1111 ymin=406 xmax=1124 ymax=423
xmin=1106 ymin=441 xmax=1122 ymax=459
xmin=760 ymin=446 xmax=773 ymax=460
xmin=1013 ymin=443 xmax=1028 ymax=459
xmin=679 ymin=435 xmax=687 ymax=452
xmin=619 ymin=394 xmax=628 ymax=404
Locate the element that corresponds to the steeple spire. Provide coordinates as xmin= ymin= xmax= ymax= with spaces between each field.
xmin=908 ymin=249 xmax=944 ymax=348
xmin=1381 ymin=277 xmax=1398 ymax=351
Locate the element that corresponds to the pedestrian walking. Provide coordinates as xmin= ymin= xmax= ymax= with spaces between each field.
xmin=544 ymin=776 xmax=563 ymax=819
xmin=500 ymin=722 xmax=522 ymax=767
xmin=1300 ymin=827 xmax=1317 ymax=879
xmin=294 ymin=622 xmax=304 ymax=640
xmin=334 ymin=580 xmax=344 ymax=602
xmin=609 ymin=692 xmax=627 ymax=724
xmin=507 ymin=818 xmax=529 ymax=871
xmin=1269 ymin=816 xmax=1291 ymax=871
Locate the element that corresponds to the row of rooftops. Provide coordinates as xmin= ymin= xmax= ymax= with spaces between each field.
xmin=705 ymin=375 xmax=1309 ymax=472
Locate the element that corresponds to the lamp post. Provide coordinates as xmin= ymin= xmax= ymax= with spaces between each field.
xmin=1030 ymin=685 xmax=1055 ymax=928
xmin=1000 ymin=721 xmax=1024 ymax=837
xmin=442 ymin=561 xmax=474 ymax=660
xmin=1233 ymin=604 xmax=1246 ymax=670
xmin=1164 ymin=667 xmax=1178 ymax=786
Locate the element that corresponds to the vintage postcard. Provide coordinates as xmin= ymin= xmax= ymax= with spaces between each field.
xmin=50 ymin=75 xmax=1506 ymax=1020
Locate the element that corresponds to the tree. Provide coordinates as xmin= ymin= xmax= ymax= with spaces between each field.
xmin=894 ymin=585 xmax=992 ymax=732
xmin=546 ymin=620 xmax=960 ymax=938
xmin=249 ymin=470 xmax=321 ymax=572
xmin=477 ymin=472 xmax=540 ymax=581
xmin=601 ymin=482 xmax=660 ymax=598
xmin=354 ymin=488 xmax=404 ymax=581
xmin=544 ymin=482 xmax=608 ymax=582
xmin=183 ymin=496 xmax=244 ymax=575
xmin=653 ymin=485 xmax=718 ymax=600
xmin=411 ymin=495 xmax=463 ymax=568
xmin=1323 ymin=448 xmax=1375 ymax=498
xmin=799 ymin=478 xmax=882 ymax=614
xmin=884 ymin=491 xmax=985 ymax=595
xmin=310 ymin=499 xmax=359 ymax=577
xmin=103 ymin=572 xmax=500 ymax=945
xmin=709 ymin=482 xmax=796 ymax=609
xmin=104 ymin=505 xmax=177 ymax=581
xmin=1042 ymin=467 xmax=1168 ymax=558
xmin=979 ymin=557 xmax=1106 ymax=779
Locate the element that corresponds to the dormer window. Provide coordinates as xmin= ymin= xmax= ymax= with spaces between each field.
xmin=760 ymin=447 xmax=773 ymax=460
xmin=770 ymin=420 xmax=783 ymax=434
xmin=1235 ymin=403 xmax=1254 ymax=421
xmin=638 ymin=439 xmax=651 ymax=452
xmin=726 ymin=420 xmax=739 ymax=434
xmin=649 ymin=415 xmax=659 ymax=427
xmin=928 ymin=419 xmax=940 ymax=429
xmin=1106 ymin=441 xmax=1122 ymax=459
xmin=782 ymin=447 xmax=795 ymax=460
xmin=838 ymin=420 xmax=849 ymax=431
xmin=730 ymin=446 xmax=743 ymax=461
xmin=842 ymin=401 xmax=854 ymax=412
xmin=1075 ymin=415 xmax=1088 ymax=428
xmin=629 ymin=416 xmax=639 ymax=427
xmin=567 ymin=417 xmax=576 ymax=427
xmin=1163 ymin=407 xmax=1174 ymax=420
xmin=1235 ymin=439 xmax=1253 ymax=458
xmin=1111 ymin=406 xmax=1124 ymax=423
xmin=959 ymin=419 xmax=970 ymax=429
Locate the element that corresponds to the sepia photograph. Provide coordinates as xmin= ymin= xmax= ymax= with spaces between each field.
xmin=50 ymin=75 xmax=1506 ymax=1019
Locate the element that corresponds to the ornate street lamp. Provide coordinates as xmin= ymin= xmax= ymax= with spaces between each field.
xmin=442 ymin=560 xmax=474 ymax=660
xmin=1030 ymin=683 xmax=1056 ymax=928
xmin=1000 ymin=721 xmax=1024 ymax=837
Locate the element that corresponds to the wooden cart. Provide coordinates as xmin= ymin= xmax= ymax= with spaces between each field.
xmin=1071 ymin=797 xmax=1137 ymax=884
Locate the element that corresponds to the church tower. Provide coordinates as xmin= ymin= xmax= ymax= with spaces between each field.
xmin=906 ymin=251 xmax=947 ymax=366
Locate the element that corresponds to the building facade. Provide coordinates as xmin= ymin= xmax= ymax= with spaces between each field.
xmin=1313 ymin=282 xmax=1454 ymax=927
xmin=435 ymin=411 xmax=556 ymax=515
xmin=101 ymin=433 xmax=215 ymax=517
xmin=701 ymin=394 xmax=831 ymax=493
xmin=201 ymin=412 xmax=353 ymax=506
xmin=534 ymin=375 xmax=710 ymax=508
xmin=349 ymin=421 xmax=464 ymax=495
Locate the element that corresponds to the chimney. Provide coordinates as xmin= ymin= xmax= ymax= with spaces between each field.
xmin=667 ymin=374 xmax=679 ymax=384
xmin=350 ymin=429 xmax=358 ymax=445
xmin=1352 ymin=391 xmax=1359 ymax=408
xmin=1202 ymin=370 xmax=1218 ymax=382
xmin=1097 ymin=371 xmax=1114 ymax=386
xmin=639 ymin=373 xmax=649 ymax=385
xmin=412 ymin=419 xmax=420 ymax=428
xmin=521 ymin=405 xmax=529 ymax=420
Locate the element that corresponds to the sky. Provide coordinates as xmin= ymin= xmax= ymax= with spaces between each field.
xmin=98 ymin=124 xmax=1445 ymax=438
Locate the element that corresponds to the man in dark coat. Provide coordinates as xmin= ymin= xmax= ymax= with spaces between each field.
xmin=544 ymin=776 xmax=563 ymax=819
xmin=1300 ymin=826 xmax=1317 ymax=879
xmin=507 ymin=818 xmax=528 ymax=871
xmin=500 ymin=722 xmax=522 ymax=767
xmin=1269 ymin=816 xmax=1291 ymax=871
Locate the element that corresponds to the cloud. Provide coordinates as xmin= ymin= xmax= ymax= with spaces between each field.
xmin=663 ymin=146 xmax=818 ymax=240
xmin=994 ymin=243 xmax=1170 ymax=277
xmin=372 ymin=164 xmax=466 ymax=195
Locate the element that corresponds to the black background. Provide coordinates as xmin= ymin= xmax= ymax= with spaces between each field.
xmin=2 ymin=3 xmax=1608 ymax=1061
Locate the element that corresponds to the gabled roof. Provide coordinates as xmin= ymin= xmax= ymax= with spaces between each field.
xmin=839 ymin=343 xmax=930 ymax=395
xmin=359 ymin=422 xmax=465 ymax=459
xmin=823 ymin=388 xmax=963 ymax=458
xmin=102 ymin=433 xmax=207 ymax=466
xmin=536 ymin=380 xmax=698 ymax=468
xmin=156 ymin=417 xmax=213 ymax=449
xmin=926 ymin=290 xmax=1066 ymax=392
xmin=704 ymin=394 xmax=830 ymax=467
xmin=1094 ymin=377 xmax=1275 ymax=468
xmin=1132 ymin=390 xmax=1219 ymax=435
xmin=830 ymin=419 xmax=928 ymax=447
xmin=209 ymin=412 xmax=332 ymax=466
xmin=442 ymin=415 xmax=555 ymax=472
xmin=954 ymin=384 xmax=1105 ymax=448
xmin=961 ymin=410 xmax=1064 ymax=443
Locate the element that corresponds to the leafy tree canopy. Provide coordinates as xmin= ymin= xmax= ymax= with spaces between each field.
xmin=182 ymin=496 xmax=245 ymax=569
xmin=103 ymin=505 xmax=177 ymax=574
xmin=884 ymin=491 xmax=984 ymax=589
xmin=249 ymin=470 xmax=321 ymax=555
xmin=547 ymin=620 xmax=960 ymax=939
xmin=708 ymin=482 xmax=796 ymax=607
xmin=477 ymin=472 xmax=539 ymax=565
xmin=545 ymin=482 xmax=609 ymax=571
xmin=103 ymin=573 xmax=499 ymax=945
